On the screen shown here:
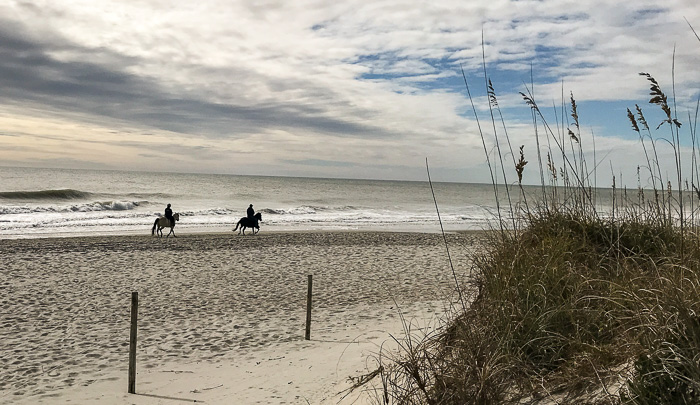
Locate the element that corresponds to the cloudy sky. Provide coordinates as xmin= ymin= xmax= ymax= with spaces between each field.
xmin=1 ymin=0 xmax=699 ymax=185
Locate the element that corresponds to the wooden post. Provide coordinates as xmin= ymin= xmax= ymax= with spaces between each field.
xmin=305 ymin=275 xmax=312 ymax=340
xmin=128 ymin=291 xmax=138 ymax=394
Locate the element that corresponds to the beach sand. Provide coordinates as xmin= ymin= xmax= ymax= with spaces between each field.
xmin=1 ymin=231 xmax=482 ymax=404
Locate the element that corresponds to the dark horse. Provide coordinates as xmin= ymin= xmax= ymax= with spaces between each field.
xmin=233 ymin=212 xmax=262 ymax=235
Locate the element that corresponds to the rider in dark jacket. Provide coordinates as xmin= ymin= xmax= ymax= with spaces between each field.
xmin=165 ymin=204 xmax=174 ymax=227
xmin=247 ymin=204 xmax=257 ymax=226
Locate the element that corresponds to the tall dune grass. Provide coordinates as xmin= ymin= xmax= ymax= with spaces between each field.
xmin=354 ymin=33 xmax=700 ymax=403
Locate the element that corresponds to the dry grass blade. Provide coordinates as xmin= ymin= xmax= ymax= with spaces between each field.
xmin=685 ymin=17 xmax=700 ymax=43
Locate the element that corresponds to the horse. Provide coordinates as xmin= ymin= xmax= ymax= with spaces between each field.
xmin=151 ymin=212 xmax=179 ymax=238
xmin=233 ymin=212 xmax=262 ymax=235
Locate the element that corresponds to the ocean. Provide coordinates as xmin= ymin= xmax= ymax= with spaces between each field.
xmin=0 ymin=167 xmax=504 ymax=239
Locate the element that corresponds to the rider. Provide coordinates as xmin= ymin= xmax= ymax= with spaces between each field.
xmin=247 ymin=204 xmax=257 ymax=226
xmin=165 ymin=203 xmax=175 ymax=227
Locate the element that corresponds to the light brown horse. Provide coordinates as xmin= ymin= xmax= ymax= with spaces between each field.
xmin=151 ymin=212 xmax=179 ymax=237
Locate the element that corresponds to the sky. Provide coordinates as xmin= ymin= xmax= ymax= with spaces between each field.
xmin=0 ymin=0 xmax=699 ymax=186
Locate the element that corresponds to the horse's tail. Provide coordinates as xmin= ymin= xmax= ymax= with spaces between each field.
xmin=233 ymin=220 xmax=240 ymax=232
xmin=151 ymin=218 xmax=158 ymax=236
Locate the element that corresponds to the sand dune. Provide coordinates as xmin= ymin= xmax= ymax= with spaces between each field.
xmin=1 ymin=231 xmax=480 ymax=404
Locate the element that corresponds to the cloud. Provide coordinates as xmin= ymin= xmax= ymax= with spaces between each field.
xmin=283 ymin=159 xmax=356 ymax=167
xmin=0 ymin=0 xmax=698 ymax=183
xmin=0 ymin=18 xmax=395 ymax=140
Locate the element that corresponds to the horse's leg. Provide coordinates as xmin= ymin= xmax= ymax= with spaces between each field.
xmin=170 ymin=227 xmax=176 ymax=238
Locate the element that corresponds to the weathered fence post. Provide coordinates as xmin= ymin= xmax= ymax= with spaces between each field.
xmin=305 ymin=275 xmax=313 ymax=340
xmin=128 ymin=291 xmax=139 ymax=394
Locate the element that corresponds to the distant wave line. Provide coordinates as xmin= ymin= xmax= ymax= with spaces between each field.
xmin=259 ymin=205 xmax=359 ymax=215
xmin=0 ymin=189 xmax=93 ymax=200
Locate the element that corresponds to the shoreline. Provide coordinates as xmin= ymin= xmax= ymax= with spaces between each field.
xmin=3 ymin=230 xmax=482 ymax=404
xmin=0 ymin=223 xmax=485 ymax=241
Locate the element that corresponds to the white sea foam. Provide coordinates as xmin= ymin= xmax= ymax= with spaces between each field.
xmin=0 ymin=200 xmax=144 ymax=214
xmin=0 ymin=167 xmax=502 ymax=238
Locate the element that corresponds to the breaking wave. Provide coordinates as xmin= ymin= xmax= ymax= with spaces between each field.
xmin=0 ymin=201 xmax=143 ymax=214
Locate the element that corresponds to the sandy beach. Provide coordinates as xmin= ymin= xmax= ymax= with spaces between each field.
xmin=1 ymin=230 xmax=481 ymax=404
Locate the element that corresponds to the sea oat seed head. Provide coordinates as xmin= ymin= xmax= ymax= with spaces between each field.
xmin=635 ymin=105 xmax=650 ymax=131
xmin=488 ymin=79 xmax=498 ymax=107
xmin=515 ymin=145 xmax=528 ymax=184
xmin=627 ymin=108 xmax=640 ymax=132
xmin=568 ymin=129 xmax=579 ymax=143
xmin=570 ymin=92 xmax=579 ymax=129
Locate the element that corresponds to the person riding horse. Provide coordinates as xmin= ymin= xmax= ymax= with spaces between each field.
xmin=247 ymin=204 xmax=257 ymax=226
xmin=232 ymin=203 xmax=260 ymax=235
xmin=165 ymin=204 xmax=175 ymax=228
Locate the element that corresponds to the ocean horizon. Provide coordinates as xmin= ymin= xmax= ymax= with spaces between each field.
xmin=0 ymin=166 xmax=504 ymax=239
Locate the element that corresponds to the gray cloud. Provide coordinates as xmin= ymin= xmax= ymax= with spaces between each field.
xmin=0 ymin=18 xmax=392 ymax=139
xmin=282 ymin=158 xmax=356 ymax=167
